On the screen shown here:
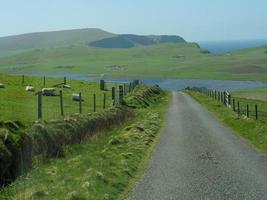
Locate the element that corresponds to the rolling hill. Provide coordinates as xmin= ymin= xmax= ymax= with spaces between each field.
xmin=0 ymin=28 xmax=186 ymax=53
xmin=0 ymin=28 xmax=115 ymax=52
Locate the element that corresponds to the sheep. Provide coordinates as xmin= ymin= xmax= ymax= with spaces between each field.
xmin=42 ymin=88 xmax=56 ymax=96
xmin=63 ymin=84 xmax=71 ymax=89
xmin=72 ymin=93 xmax=83 ymax=101
xmin=25 ymin=85 xmax=35 ymax=92
xmin=0 ymin=83 xmax=5 ymax=88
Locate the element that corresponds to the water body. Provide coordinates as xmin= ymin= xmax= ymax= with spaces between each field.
xmin=198 ymin=39 xmax=267 ymax=54
xmin=30 ymin=74 xmax=267 ymax=91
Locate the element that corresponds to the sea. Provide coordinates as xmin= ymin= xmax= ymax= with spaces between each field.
xmin=197 ymin=39 xmax=267 ymax=54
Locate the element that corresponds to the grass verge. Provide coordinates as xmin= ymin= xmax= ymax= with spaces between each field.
xmin=186 ymin=90 xmax=267 ymax=154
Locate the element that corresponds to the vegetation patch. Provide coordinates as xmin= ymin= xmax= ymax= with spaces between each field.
xmin=229 ymin=66 xmax=267 ymax=74
xmin=201 ymin=49 xmax=210 ymax=54
xmin=123 ymin=85 xmax=163 ymax=108
xmin=104 ymin=65 xmax=127 ymax=71
xmin=55 ymin=66 xmax=76 ymax=69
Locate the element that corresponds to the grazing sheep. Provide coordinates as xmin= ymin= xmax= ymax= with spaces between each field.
xmin=72 ymin=93 xmax=83 ymax=101
xmin=63 ymin=84 xmax=71 ymax=89
xmin=25 ymin=85 xmax=35 ymax=92
xmin=42 ymin=88 xmax=56 ymax=96
xmin=0 ymin=83 xmax=5 ymax=88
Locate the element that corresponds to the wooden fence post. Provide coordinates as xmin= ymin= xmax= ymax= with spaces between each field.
xmin=100 ymin=80 xmax=105 ymax=90
xmin=103 ymin=93 xmax=106 ymax=109
xmin=124 ymin=83 xmax=127 ymax=95
xmin=93 ymin=94 xmax=96 ymax=112
xmin=255 ymin=104 xmax=258 ymax=120
xmin=119 ymin=85 xmax=124 ymax=105
xmin=228 ymin=94 xmax=231 ymax=107
xmin=233 ymin=99 xmax=236 ymax=112
xmin=59 ymin=90 xmax=64 ymax=116
xmin=112 ymin=87 xmax=116 ymax=105
xmin=38 ymin=91 xmax=42 ymax=119
xmin=43 ymin=76 xmax=46 ymax=87
xmin=133 ymin=80 xmax=139 ymax=88
xmin=246 ymin=104 xmax=249 ymax=118
xmin=64 ymin=77 xmax=67 ymax=85
xmin=79 ymin=92 xmax=82 ymax=114
xmin=223 ymin=91 xmax=226 ymax=105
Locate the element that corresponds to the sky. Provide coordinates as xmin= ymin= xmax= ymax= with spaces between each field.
xmin=1 ymin=0 xmax=267 ymax=41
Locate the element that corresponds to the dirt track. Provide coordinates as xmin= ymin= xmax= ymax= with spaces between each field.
xmin=127 ymin=92 xmax=267 ymax=200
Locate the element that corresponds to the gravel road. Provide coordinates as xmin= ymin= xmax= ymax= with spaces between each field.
xmin=127 ymin=92 xmax=267 ymax=200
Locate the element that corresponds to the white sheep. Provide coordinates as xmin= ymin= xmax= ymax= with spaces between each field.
xmin=72 ymin=93 xmax=82 ymax=101
xmin=63 ymin=84 xmax=71 ymax=89
xmin=25 ymin=85 xmax=35 ymax=92
xmin=42 ymin=88 xmax=56 ymax=96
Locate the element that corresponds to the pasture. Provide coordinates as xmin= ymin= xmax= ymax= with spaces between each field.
xmin=0 ymin=74 xmax=114 ymax=125
xmin=232 ymin=87 xmax=267 ymax=101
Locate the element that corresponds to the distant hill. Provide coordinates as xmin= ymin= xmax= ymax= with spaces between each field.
xmin=89 ymin=34 xmax=186 ymax=48
xmin=0 ymin=29 xmax=187 ymax=52
xmin=0 ymin=28 xmax=115 ymax=52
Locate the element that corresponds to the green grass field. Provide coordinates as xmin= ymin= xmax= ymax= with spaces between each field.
xmin=187 ymin=90 xmax=267 ymax=154
xmin=232 ymin=87 xmax=267 ymax=101
xmin=0 ymin=88 xmax=169 ymax=200
xmin=0 ymin=74 xmax=114 ymax=125
xmin=0 ymin=42 xmax=267 ymax=81
xmin=229 ymin=87 xmax=267 ymax=120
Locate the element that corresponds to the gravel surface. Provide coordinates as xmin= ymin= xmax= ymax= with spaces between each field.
xmin=127 ymin=92 xmax=267 ymax=200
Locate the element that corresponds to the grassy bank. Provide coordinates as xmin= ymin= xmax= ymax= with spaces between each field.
xmin=0 ymin=87 xmax=169 ymax=200
xmin=186 ymin=90 xmax=267 ymax=154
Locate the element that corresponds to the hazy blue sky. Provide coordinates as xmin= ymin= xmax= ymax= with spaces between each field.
xmin=1 ymin=0 xmax=267 ymax=41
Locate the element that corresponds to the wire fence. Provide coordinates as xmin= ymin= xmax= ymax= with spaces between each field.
xmin=187 ymin=87 xmax=267 ymax=121
xmin=0 ymin=75 xmax=140 ymax=124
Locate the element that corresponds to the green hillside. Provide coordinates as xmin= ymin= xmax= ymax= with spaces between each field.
xmin=0 ymin=42 xmax=267 ymax=81
xmin=0 ymin=28 xmax=187 ymax=52
xmin=89 ymin=34 xmax=186 ymax=48
xmin=0 ymin=28 xmax=115 ymax=52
